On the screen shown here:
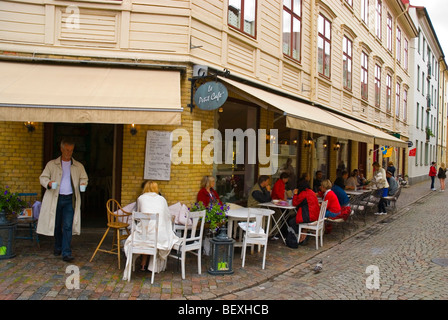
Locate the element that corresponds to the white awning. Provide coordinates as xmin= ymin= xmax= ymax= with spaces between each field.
xmin=219 ymin=77 xmax=407 ymax=147
xmin=0 ymin=61 xmax=183 ymax=125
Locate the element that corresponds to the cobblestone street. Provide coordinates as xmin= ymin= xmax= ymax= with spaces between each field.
xmin=1 ymin=181 xmax=447 ymax=301
xmin=219 ymin=191 xmax=448 ymax=300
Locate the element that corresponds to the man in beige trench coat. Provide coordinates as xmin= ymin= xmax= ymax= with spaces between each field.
xmin=37 ymin=138 xmax=88 ymax=262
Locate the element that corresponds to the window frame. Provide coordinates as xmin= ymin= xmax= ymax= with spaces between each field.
xmin=375 ymin=0 xmax=382 ymax=39
xmin=387 ymin=14 xmax=393 ymax=52
xmin=396 ymin=82 xmax=401 ymax=118
xmin=374 ymin=64 xmax=381 ymax=107
xmin=386 ymin=74 xmax=392 ymax=113
xmin=282 ymin=0 xmax=302 ymax=63
xmin=404 ymin=38 xmax=409 ymax=71
xmin=396 ymin=26 xmax=401 ymax=63
xmin=361 ymin=51 xmax=369 ymax=101
xmin=361 ymin=0 xmax=369 ymax=26
xmin=403 ymin=89 xmax=408 ymax=122
xmin=228 ymin=0 xmax=257 ymax=38
xmin=317 ymin=13 xmax=332 ymax=79
xmin=342 ymin=36 xmax=353 ymax=91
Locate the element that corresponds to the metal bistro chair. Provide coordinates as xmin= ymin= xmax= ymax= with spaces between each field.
xmin=16 ymin=193 xmax=40 ymax=247
xmin=90 ymin=199 xmax=132 ymax=269
xmin=383 ymin=186 xmax=402 ymax=212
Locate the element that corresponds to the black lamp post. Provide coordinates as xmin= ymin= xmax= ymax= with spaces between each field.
xmin=208 ymin=227 xmax=235 ymax=275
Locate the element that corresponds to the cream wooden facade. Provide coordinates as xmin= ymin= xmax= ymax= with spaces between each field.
xmin=0 ymin=0 xmax=419 ymax=209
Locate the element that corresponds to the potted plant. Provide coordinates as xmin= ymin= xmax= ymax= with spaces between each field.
xmin=0 ymin=186 xmax=27 ymax=224
xmin=190 ymin=201 xmax=229 ymax=256
xmin=190 ymin=201 xmax=229 ymax=233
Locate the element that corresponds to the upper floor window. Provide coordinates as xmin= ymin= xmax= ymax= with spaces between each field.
xmin=361 ymin=52 xmax=369 ymax=100
xmin=375 ymin=64 xmax=381 ymax=107
xmin=283 ymin=0 xmax=302 ymax=62
xmin=361 ymin=0 xmax=369 ymax=26
xmin=403 ymin=89 xmax=408 ymax=122
xmin=404 ymin=39 xmax=409 ymax=71
xmin=387 ymin=14 xmax=392 ymax=52
xmin=342 ymin=36 xmax=353 ymax=90
xmin=318 ymin=14 xmax=331 ymax=78
xmin=375 ymin=0 xmax=382 ymax=39
xmin=396 ymin=82 xmax=401 ymax=118
xmin=228 ymin=0 xmax=257 ymax=37
xmin=396 ymin=27 xmax=401 ymax=63
xmin=386 ymin=74 xmax=392 ymax=113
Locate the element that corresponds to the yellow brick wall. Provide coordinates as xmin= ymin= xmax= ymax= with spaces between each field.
xmin=120 ymin=67 xmax=215 ymax=207
xmin=0 ymin=121 xmax=44 ymax=198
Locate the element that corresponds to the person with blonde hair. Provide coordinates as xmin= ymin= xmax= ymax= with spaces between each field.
xmin=318 ymin=179 xmax=341 ymax=218
xmin=123 ymin=181 xmax=180 ymax=274
xmin=437 ymin=163 xmax=447 ymax=191
xmin=197 ymin=175 xmax=222 ymax=207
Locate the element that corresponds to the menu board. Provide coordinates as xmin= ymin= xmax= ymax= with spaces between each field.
xmin=144 ymin=130 xmax=172 ymax=181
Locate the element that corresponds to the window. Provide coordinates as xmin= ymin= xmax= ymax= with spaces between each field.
xmin=404 ymin=39 xmax=409 ymax=70
xmin=374 ymin=64 xmax=381 ymax=107
xmin=361 ymin=52 xmax=369 ymax=100
xmin=228 ymin=0 xmax=257 ymax=37
xmin=418 ymin=29 xmax=421 ymax=53
xmin=415 ymin=139 xmax=418 ymax=166
xmin=283 ymin=0 xmax=302 ymax=61
xmin=387 ymin=14 xmax=392 ymax=52
xmin=416 ymin=103 xmax=419 ymax=129
xmin=396 ymin=27 xmax=401 ymax=63
xmin=422 ymin=72 xmax=425 ymax=96
xmin=420 ymin=141 xmax=423 ymax=165
xmin=318 ymin=14 xmax=331 ymax=78
xmin=421 ymin=105 xmax=424 ymax=130
xmin=403 ymin=89 xmax=407 ymax=122
xmin=361 ymin=0 xmax=369 ymax=25
xmin=396 ymin=82 xmax=400 ymax=118
xmin=417 ymin=65 xmax=420 ymax=91
xmin=386 ymin=74 xmax=392 ymax=113
xmin=375 ymin=0 xmax=382 ymax=39
xmin=343 ymin=36 xmax=353 ymax=90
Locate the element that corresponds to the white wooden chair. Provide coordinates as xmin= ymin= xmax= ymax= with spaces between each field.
xmin=297 ymin=200 xmax=328 ymax=250
xmin=124 ymin=211 xmax=159 ymax=284
xmin=239 ymin=208 xmax=274 ymax=269
xmin=169 ymin=210 xmax=206 ymax=279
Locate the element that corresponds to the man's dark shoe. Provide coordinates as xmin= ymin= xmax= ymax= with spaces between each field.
xmin=54 ymin=249 xmax=62 ymax=256
xmin=62 ymin=255 xmax=74 ymax=262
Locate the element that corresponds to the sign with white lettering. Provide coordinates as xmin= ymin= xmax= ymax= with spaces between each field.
xmin=194 ymin=81 xmax=228 ymax=111
xmin=144 ymin=130 xmax=171 ymax=181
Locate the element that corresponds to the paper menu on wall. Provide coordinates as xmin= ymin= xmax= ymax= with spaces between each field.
xmin=144 ymin=130 xmax=172 ymax=181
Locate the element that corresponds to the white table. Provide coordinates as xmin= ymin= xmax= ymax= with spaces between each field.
xmin=258 ymin=202 xmax=296 ymax=244
xmin=226 ymin=208 xmax=255 ymax=247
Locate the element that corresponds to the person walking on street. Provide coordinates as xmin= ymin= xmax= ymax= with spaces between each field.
xmin=429 ymin=162 xmax=437 ymax=191
xmin=37 ymin=138 xmax=88 ymax=262
xmin=437 ymin=163 xmax=447 ymax=191
xmin=371 ymin=162 xmax=389 ymax=215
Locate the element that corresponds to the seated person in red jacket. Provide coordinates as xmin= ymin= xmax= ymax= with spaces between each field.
xmin=292 ymin=179 xmax=320 ymax=224
xmin=318 ymin=179 xmax=341 ymax=218
xmin=271 ymin=172 xmax=289 ymax=200
xmin=289 ymin=179 xmax=319 ymax=244
xmin=197 ymin=176 xmax=222 ymax=207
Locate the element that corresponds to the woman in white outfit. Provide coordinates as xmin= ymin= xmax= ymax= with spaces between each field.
xmin=123 ymin=181 xmax=180 ymax=277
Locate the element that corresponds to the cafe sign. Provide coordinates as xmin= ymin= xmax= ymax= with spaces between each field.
xmin=194 ymin=81 xmax=228 ymax=111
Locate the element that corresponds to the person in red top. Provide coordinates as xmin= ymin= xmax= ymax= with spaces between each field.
xmin=197 ymin=176 xmax=222 ymax=207
xmin=292 ymin=179 xmax=320 ymax=224
xmin=318 ymin=179 xmax=341 ymax=218
xmin=429 ymin=161 xmax=437 ymax=190
xmin=271 ymin=172 xmax=289 ymax=200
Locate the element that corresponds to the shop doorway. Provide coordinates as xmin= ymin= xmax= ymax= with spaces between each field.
xmin=44 ymin=123 xmax=122 ymax=227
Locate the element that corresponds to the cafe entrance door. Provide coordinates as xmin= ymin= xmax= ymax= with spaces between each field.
xmin=44 ymin=123 xmax=123 ymax=227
